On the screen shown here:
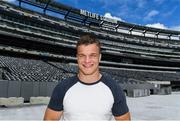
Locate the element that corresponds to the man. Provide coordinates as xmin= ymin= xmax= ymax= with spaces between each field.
xmin=44 ymin=34 xmax=131 ymax=121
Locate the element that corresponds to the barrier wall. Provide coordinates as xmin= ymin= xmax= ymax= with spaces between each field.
xmin=0 ymin=80 xmax=58 ymax=102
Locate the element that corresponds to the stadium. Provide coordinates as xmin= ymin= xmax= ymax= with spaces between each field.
xmin=0 ymin=0 xmax=180 ymax=107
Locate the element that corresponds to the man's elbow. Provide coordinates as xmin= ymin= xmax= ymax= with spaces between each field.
xmin=43 ymin=108 xmax=62 ymax=121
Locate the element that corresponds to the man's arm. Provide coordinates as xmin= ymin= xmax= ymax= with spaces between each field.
xmin=44 ymin=108 xmax=63 ymax=121
xmin=114 ymin=112 xmax=131 ymax=121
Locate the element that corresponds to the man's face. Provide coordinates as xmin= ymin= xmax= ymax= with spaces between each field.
xmin=77 ymin=43 xmax=101 ymax=76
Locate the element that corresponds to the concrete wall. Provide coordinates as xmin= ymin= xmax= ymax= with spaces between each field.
xmin=127 ymin=89 xmax=150 ymax=97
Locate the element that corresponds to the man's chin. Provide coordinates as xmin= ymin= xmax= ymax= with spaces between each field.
xmin=82 ymin=72 xmax=94 ymax=75
xmin=81 ymin=70 xmax=95 ymax=75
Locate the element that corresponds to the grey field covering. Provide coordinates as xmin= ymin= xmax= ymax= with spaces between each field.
xmin=0 ymin=91 xmax=180 ymax=121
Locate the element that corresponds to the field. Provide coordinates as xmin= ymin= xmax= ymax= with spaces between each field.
xmin=0 ymin=92 xmax=180 ymax=121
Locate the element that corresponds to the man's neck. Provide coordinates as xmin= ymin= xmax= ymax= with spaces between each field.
xmin=78 ymin=72 xmax=102 ymax=84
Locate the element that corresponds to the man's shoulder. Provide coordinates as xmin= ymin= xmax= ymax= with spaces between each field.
xmin=101 ymin=73 xmax=124 ymax=93
xmin=56 ymin=75 xmax=78 ymax=89
xmin=102 ymin=73 xmax=118 ymax=86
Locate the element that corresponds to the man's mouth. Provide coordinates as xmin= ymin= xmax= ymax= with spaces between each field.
xmin=83 ymin=64 xmax=93 ymax=68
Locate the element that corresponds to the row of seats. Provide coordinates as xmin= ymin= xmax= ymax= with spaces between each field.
xmin=1 ymin=19 xmax=180 ymax=60
xmin=1 ymin=55 xmax=180 ymax=83
xmin=100 ymin=67 xmax=180 ymax=82
xmin=2 ymin=20 xmax=180 ymax=61
xmin=101 ymin=38 xmax=173 ymax=53
xmin=0 ymin=55 xmax=72 ymax=82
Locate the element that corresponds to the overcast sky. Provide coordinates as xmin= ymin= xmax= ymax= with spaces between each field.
xmin=5 ymin=0 xmax=180 ymax=31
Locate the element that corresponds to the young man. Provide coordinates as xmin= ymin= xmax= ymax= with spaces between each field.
xmin=44 ymin=34 xmax=131 ymax=121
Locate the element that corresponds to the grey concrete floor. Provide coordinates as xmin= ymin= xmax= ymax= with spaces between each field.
xmin=0 ymin=91 xmax=180 ymax=121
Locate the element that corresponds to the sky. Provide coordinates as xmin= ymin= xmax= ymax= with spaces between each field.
xmin=4 ymin=0 xmax=180 ymax=31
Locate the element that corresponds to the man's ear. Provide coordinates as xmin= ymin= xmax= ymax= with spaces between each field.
xmin=99 ymin=54 xmax=102 ymax=62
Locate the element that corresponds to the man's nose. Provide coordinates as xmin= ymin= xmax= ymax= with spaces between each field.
xmin=84 ymin=56 xmax=91 ymax=63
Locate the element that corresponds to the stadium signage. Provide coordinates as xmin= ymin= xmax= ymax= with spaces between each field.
xmin=80 ymin=9 xmax=117 ymax=24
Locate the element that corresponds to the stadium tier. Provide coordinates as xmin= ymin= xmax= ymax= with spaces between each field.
xmin=0 ymin=0 xmax=180 ymax=101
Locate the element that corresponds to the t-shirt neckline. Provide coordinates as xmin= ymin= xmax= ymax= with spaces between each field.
xmin=76 ymin=74 xmax=103 ymax=85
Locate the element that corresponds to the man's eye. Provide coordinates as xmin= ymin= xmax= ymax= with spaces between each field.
xmin=90 ymin=54 xmax=97 ymax=58
xmin=78 ymin=55 xmax=84 ymax=57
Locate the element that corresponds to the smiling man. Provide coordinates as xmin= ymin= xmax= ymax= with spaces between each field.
xmin=44 ymin=34 xmax=131 ymax=121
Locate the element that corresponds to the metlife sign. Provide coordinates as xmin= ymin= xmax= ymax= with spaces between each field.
xmin=80 ymin=9 xmax=117 ymax=24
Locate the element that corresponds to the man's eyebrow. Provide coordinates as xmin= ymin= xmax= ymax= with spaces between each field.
xmin=77 ymin=54 xmax=84 ymax=55
xmin=90 ymin=53 xmax=98 ymax=55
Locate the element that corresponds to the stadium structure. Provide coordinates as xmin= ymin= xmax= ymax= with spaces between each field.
xmin=0 ymin=0 xmax=180 ymax=104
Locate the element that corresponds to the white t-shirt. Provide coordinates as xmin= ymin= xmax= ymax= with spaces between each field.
xmin=48 ymin=74 xmax=129 ymax=121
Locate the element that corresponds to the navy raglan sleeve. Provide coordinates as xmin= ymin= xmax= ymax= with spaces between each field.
xmin=48 ymin=82 xmax=65 ymax=111
xmin=48 ymin=76 xmax=77 ymax=111
xmin=112 ymin=84 xmax=129 ymax=116
xmin=102 ymin=75 xmax=129 ymax=116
